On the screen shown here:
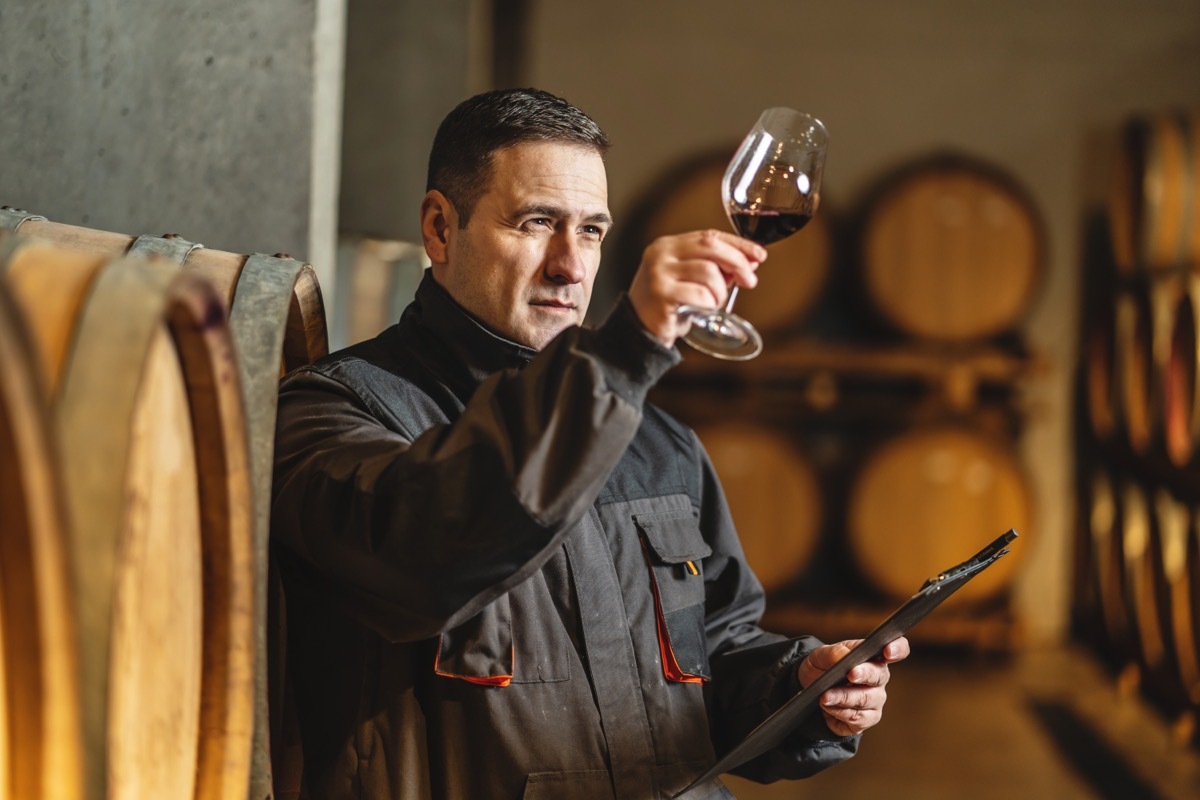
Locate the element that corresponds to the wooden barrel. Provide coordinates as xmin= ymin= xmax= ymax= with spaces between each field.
xmin=332 ymin=236 xmax=426 ymax=349
xmin=694 ymin=424 xmax=821 ymax=593
xmin=860 ymin=158 xmax=1044 ymax=342
xmin=0 ymin=281 xmax=84 ymax=800
xmin=0 ymin=214 xmax=329 ymax=373
xmin=1087 ymin=469 xmax=1135 ymax=655
xmin=1122 ymin=481 xmax=1170 ymax=673
xmin=1165 ymin=275 xmax=1200 ymax=466
xmin=1116 ymin=279 xmax=1183 ymax=455
xmin=846 ymin=424 xmax=1032 ymax=605
xmin=1113 ymin=287 xmax=1151 ymax=453
xmin=1085 ymin=292 xmax=1119 ymax=441
xmin=1151 ymin=490 xmax=1200 ymax=704
xmin=0 ymin=237 xmax=255 ymax=799
xmin=1072 ymin=466 xmax=1103 ymax=639
xmin=1108 ymin=110 xmax=1200 ymax=274
xmin=640 ymin=152 xmax=833 ymax=337
xmin=0 ymin=212 xmax=329 ymax=800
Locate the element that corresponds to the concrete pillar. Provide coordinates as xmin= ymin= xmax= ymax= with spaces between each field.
xmin=0 ymin=0 xmax=345 ymax=302
xmin=332 ymin=0 xmax=485 ymax=346
xmin=337 ymin=0 xmax=486 ymax=244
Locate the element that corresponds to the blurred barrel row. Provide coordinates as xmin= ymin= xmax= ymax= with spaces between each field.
xmin=692 ymin=421 xmax=1029 ymax=611
xmin=622 ymin=149 xmax=1045 ymax=348
xmin=1076 ymin=109 xmax=1200 ymax=740
xmin=615 ymin=150 xmax=1045 ymax=649
xmin=1076 ymin=470 xmax=1200 ymax=733
xmin=0 ymin=210 xmax=326 ymax=799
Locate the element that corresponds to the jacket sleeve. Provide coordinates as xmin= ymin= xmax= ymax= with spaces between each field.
xmin=696 ymin=432 xmax=860 ymax=782
xmin=270 ymin=297 xmax=678 ymax=643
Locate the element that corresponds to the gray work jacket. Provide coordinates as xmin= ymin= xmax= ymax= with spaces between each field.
xmin=270 ymin=273 xmax=858 ymax=799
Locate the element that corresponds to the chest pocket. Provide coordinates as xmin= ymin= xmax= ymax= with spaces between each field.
xmin=634 ymin=509 xmax=713 ymax=683
xmin=434 ymin=567 xmax=573 ymax=686
xmin=522 ymin=770 xmax=614 ymax=799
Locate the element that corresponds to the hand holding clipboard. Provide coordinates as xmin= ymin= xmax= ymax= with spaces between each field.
xmin=674 ymin=528 xmax=1019 ymax=798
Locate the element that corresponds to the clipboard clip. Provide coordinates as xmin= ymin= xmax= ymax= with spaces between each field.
xmin=919 ymin=528 xmax=1018 ymax=593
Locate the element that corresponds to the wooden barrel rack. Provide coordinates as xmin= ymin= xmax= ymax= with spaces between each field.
xmin=637 ymin=151 xmax=1044 ymax=655
xmin=1075 ymin=106 xmax=1200 ymax=746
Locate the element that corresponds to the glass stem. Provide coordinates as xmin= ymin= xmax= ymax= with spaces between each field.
xmin=722 ymin=285 xmax=740 ymax=314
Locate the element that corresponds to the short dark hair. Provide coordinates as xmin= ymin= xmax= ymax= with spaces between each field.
xmin=426 ymin=88 xmax=610 ymax=226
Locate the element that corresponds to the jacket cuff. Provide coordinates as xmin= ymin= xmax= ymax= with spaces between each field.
xmin=587 ymin=293 xmax=681 ymax=406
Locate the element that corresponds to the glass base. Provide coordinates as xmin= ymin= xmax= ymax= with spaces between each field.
xmin=678 ymin=307 xmax=763 ymax=361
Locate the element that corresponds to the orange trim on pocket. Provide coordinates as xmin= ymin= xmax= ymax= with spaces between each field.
xmin=640 ymin=541 xmax=707 ymax=685
xmin=433 ymin=636 xmax=514 ymax=687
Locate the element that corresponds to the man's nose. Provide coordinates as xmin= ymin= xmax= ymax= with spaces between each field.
xmin=544 ymin=231 xmax=588 ymax=284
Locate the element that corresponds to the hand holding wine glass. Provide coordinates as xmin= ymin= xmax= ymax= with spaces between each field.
xmin=679 ymin=108 xmax=828 ymax=360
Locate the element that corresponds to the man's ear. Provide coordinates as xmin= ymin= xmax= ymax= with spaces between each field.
xmin=420 ymin=190 xmax=455 ymax=265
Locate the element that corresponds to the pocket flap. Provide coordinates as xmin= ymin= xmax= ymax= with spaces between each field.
xmin=634 ymin=510 xmax=712 ymax=564
xmin=434 ymin=594 xmax=513 ymax=686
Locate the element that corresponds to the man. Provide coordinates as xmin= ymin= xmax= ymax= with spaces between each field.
xmin=271 ymin=88 xmax=908 ymax=800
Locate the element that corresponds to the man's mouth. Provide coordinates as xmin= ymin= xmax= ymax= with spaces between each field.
xmin=532 ymin=299 xmax=576 ymax=310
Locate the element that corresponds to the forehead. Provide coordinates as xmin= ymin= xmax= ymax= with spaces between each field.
xmin=484 ymin=141 xmax=609 ymax=210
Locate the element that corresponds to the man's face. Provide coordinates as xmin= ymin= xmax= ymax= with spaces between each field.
xmin=430 ymin=141 xmax=612 ymax=350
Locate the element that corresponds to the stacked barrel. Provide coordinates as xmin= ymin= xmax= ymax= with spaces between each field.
xmin=845 ymin=159 xmax=1038 ymax=616
xmin=0 ymin=210 xmax=327 ymax=799
xmin=624 ymin=151 xmax=1042 ymax=649
xmin=331 ymin=237 xmax=427 ymax=349
xmin=1077 ymin=110 xmax=1200 ymax=739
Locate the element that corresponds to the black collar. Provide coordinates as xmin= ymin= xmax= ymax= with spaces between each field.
xmin=400 ymin=270 xmax=539 ymax=399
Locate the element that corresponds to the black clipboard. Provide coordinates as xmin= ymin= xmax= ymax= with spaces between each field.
xmin=674 ymin=528 xmax=1019 ymax=798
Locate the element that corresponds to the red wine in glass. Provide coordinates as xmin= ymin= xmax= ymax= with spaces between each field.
xmin=679 ymin=108 xmax=827 ymax=360
xmin=728 ymin=208 xmax=814 ymax=246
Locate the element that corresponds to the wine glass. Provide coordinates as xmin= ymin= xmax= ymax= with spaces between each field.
xmin=679 ymin=108 xmax=828 ymax=360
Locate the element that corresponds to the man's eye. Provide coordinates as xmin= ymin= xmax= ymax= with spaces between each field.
xmin=525 ymin=218 xmax=552 ymax=230
xmin=582 ymin=225 xmax=606 ymax=240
